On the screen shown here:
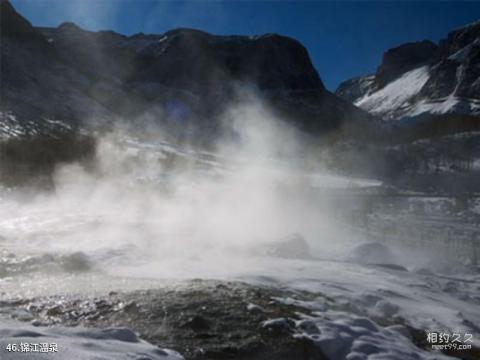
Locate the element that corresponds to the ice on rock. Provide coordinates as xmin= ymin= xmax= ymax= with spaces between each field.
xmin=371 ymin=300 xmax=400 ymax=318
xmin=295 ymin=319 xmax=321 ymax=334
xmin=357 ymin=293 xmax=384 ymax=307
xmin=347 ymin=318 xmax=379 ymax=333
xmin=295 ymin=315 xmax=454 ymax=360
xmin=316 ymin=334 xmax=353 ymax=359
xmin=351 ymin=340 xmax=382 ymax=356
xmin=385 ymin=325 xmax=412 ymax=340
xmin=246 ymin=303 xmax=266 ymax=313
xmin=75 ymin=327 xmax=139 ymax=342
xmin=346 ymin=352 xmax=368 ymax=360
xmin=262 ymin=317 xmax=295 ymax=334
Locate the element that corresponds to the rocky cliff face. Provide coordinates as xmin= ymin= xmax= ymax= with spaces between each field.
xmin=1 ymin=0 xmax=373 ymax=141
xmin=375 ymin=40 xmax=439 ymax=88
xmin=335 ymin=22 xmax=480 ymax=122
xmin=0 ymin=0 xmax=114 ymax=135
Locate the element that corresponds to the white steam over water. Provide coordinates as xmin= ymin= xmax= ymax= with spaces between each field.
xmin=0 ymin=100 xmax=349 ymax=286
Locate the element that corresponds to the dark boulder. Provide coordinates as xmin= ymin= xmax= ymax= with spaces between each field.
xmin=266 ymin=233 xmax=312 ymax=259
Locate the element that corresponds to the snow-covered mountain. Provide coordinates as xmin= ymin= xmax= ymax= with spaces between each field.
xmin=336 ymin=22 xmax=480 ymax=122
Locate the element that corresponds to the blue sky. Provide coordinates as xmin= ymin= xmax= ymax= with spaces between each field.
xmin=11 ymin=0 xmax=480 ymax=90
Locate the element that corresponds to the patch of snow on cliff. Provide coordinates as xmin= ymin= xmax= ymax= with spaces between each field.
xmin=355 ymin=66 xmax=430 ymax=120
xmin=409 ymin=62 xmax=480 ymax=117
xmin=409 ymin=97 xmax=460 ymax=116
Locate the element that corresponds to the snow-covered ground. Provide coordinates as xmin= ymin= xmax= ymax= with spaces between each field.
xmin=1 ymin=246 xmax=479 ymax=359
xmin=0 ymin=320 xmax=183 ymax=360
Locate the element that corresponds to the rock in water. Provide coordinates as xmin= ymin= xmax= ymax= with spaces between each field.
xmin=59 ymin=252 xmax=92 ymax=273
xmin=267 ymin=233 xmax=312 ymax=259
xmin=181 ymin=315 xmax=210 ymax=331
xmin=350 ymin=242 xmax=398 ymax=266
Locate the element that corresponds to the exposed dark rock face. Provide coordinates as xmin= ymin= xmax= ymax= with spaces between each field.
xmin=419 ymin=22 xmax=480 ymax=102
xmin=1 ymin=0 xmax=373 ymax=143
xmin=127 ymin=29 xmax=325 ymax=93
xmin=335 ymin=75 xmax=376 ymax=103
xmin=375 ymin=41 xmax=439 ymax=87
xmin=441 ymin=21 xmax=480 ymax=54
xmin=418 ymin=59 xmax=459 ymax=99
xmin=0 ymin=0 xmax=41 ymax=39
xmin=0 ymin=1 xmax=113 ymax=130
xmin=335 ymin=21 xmax=480 ymax=124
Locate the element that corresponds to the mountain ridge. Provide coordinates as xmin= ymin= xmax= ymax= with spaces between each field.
xmin=1 ymin=0 xmax=375 ymax=142
xmin=335 ymin=21 xmax=480 ymax=123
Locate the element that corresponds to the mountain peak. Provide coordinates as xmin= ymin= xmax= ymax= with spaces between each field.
xmin=57 ymin=22 xmax=84 ymax=32
xmin=164 ymin=28 xmax=211 ymax=37
xmin=0 ymin=0 xmax=43 ymax=40
xmin=375 ymin=40 xmax=438 ymax=87
xmin=442 ymin=19 xmax=480 ymax=55
xmin=2 ymin=0 xmax=375 ymax=140
xmin=336 ymin=20 xmax=480 ymax=122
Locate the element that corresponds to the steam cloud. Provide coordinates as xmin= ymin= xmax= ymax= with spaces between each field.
xmin=1 ymin=94 xmax=355 ymax=282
